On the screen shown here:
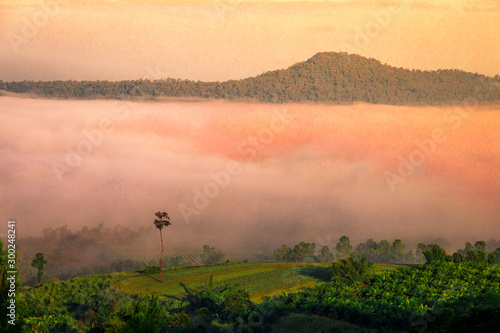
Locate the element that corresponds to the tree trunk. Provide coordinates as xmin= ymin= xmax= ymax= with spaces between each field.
xmin=160 ymin=229 xmax=164 ymax=283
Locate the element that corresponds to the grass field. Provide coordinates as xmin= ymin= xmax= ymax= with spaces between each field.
xmin=112 ymin=262 xmax=399 ymax=302
xmin=118 ymin=248 xmax=201 ymax=265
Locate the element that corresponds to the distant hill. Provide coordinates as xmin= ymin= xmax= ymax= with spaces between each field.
xmin=2 ymin=52 xmax=500 ymax=105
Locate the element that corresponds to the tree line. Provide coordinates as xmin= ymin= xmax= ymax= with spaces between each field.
xmin=2 ymin=52 xmax=500 ymax=105
xmin=272 ymin=236 xmax=500 ymax=264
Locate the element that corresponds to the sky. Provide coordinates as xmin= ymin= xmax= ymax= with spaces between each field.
xmin=0 ymin=0 xmax=500 ymax=82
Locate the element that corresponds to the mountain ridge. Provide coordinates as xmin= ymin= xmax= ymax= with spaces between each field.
xmin=2 ymin=52 xmax=500 ymax=105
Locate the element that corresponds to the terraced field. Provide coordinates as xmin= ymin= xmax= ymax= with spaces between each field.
xmin=112 ymin=262 xmax=399 ymax=302
xmin=118 ymin=248 xmax=201 ymax=266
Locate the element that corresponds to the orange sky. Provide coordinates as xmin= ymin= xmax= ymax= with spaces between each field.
xmin=0 ymin=0 xmax=499 ymax=81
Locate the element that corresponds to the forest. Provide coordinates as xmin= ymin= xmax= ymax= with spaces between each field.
xmin=1 ymin=227 xmax=500 ymax=332
xmin=2 ymin=52 xmax=500 ymax=105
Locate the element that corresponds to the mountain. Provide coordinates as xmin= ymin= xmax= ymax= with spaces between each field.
xmin=2 ymin=52 xmax=500 ymax=105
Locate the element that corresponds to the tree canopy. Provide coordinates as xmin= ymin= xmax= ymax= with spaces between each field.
xmin=2 ymin=52 xmax=500 ymax=105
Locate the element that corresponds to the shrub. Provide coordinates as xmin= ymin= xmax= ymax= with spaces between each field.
xmin=144 ymin=265 xmax=161 ymax=275
xmin=200 ymin=245 xmax=225 ymax=265
xmin=125 ymin=295 xmax=165 ymax=333
xmin=167 ymin=312 xmax=195 ymax=332
xmin=427 ymin=293 xmax=500 ymax=332
xmin=222 ymin=289 xmax=251 ymax=320
xmin=331 ymin=253 xmax=373 ymax=285
xmin=423 ymin=244 xmax=447 ymax=263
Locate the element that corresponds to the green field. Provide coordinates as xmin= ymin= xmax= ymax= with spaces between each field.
xmin=112 ymin=262 xmax=399 ymax=302
xmin=12 ymin=258 xmax=500 ymax=332
xmin=118 ymin=248 xmax=201 ymax=265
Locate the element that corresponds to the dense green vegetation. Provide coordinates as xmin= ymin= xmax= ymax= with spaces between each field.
xmin=2 ymin=262 xmax=396 ymax=332
xmin=14 ymin=274 xmax=201 ymax=332
xmin=284 ymin=261 xmax=500 ymax=332
xmin=3 ymin=260 xmax=499 ymax=332
xmin=2 ymin=52 xmax=500 ymax=105
xmin=2 ymin=234 xmax=500 ymax=332
xmin=330 ymin=253 xmax=373 ymax=285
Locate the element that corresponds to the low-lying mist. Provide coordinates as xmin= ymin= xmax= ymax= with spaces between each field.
xmin=1 ymin=96 xmax=499 ymax=255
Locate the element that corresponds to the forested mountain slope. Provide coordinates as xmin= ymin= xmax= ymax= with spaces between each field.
xmin=2 ymin=52 xmax=500 ymax=105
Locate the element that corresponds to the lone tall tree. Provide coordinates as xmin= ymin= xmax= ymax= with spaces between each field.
xmin=153 ymin=211 xmax=171 ymax=283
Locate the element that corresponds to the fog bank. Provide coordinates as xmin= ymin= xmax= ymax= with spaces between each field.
xmin=1 ymin=96 xmax=499 ymax=252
